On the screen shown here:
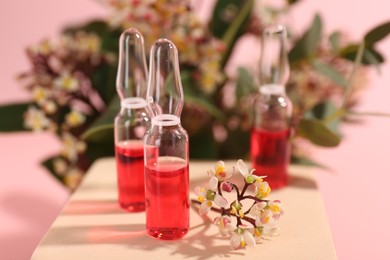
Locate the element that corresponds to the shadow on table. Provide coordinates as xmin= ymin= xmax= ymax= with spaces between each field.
xmin=40 ymin=204 xmax=244 ymax=259
xmin=288 ymin=174 xmax=317 ymax=189
xmin=61 ymin=199 xmax=124 ymax=215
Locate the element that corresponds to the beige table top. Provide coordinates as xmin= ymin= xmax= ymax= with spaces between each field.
xmin=32 ymin=158 xmax=337 ymax=260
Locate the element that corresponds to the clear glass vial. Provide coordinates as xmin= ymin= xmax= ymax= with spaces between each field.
xmin=251 ymin=24 xmax=292 ymax=189
xmin=114 ymin=28 xmax=150 ymax=211
xmin=143 ymin=39 xmax=190 ymax=240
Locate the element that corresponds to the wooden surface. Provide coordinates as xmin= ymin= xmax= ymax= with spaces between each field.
xmin=32 ymin=158 xmax=337 ymax=260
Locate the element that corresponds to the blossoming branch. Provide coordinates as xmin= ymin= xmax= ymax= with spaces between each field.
xmin=194 ymin=160 xmax=283 ymax=250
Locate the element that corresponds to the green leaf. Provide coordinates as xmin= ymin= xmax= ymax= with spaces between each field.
xmin=363 ymin=48 xmax=382 ymax=74
xmin=297 ymin=119 xmax=341 ymax=147
xmin=329 ymin=31 xmax=341 ymax=54
xmin=91 ymin=62 xmax=118 ymax=105
xmin=286 ymin=0 xmax=301 ymax=4
xmin=364 ymin=20 xmax=390 ymax=46
xmin=305 ymin=102 xmax=342 ymax=134
xmin=85 ymin=140 xmax=115 ymax=163
xmin=210 ymin=0 xmax=254 ymax=67
xmin=236 ymin=67 xmax=257 ymax=100
xmin=63 ymin=20 xmax=121 ymax=53
xmin=312 ymin=61 xmax=347 ymax=87
xmin=189 ymin=129 xmax=218 ymax=159
xmin=81 ymin=96 xmax=119 ymax=142
xmin=41 ymin=155 xmax=65 ymax=183
xmin=340 ymin=44 xmax=384 ymax=65
xmin=184 ymin=96 xmax=226 ymax=122
xmin=220 ymin=127 xmax=250 ymax=159
xmin=289 ymin=14 xmax=323 ymax=63
xmin=341 ymin=41 xmax=365 ymax=109
xmin=181 ymin=70 xmax=226 ymax=122
xmin=0 ymin=102 xmax=31 ymax=132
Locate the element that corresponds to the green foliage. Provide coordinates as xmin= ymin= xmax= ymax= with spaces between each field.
xmin=340 ymin=44 xmax=384 ymax=65
xmin=289 ymin=14 xmax=322 ymax=63
xmin=189 ymin=128 xmax=219 ymax=159
xmin=219 ymin=127 xmax=250 ymax=159
xmin=181 ymin=71 xmax=226 ymax=122
xmin=210 ymin=0 xmax=254 ymax=67
xmin=236 ymin=67 xmax=257 ymax=100
xmin=91 ymin=62 xmax=118 ymax=104
xmin=41 ymin=156 xmax=65 ymax=183
xmin=329 ymin=31 xmax=341 ymax=54
xmin=0 ymin=102 xmax=31 ymax=132
xmin=81 ymin=96 xmax=119 ymax=142
xmin=297 ymin=119 xmax=341 ymax=147
xmin=305 ymin=101 xmax=342 ymax=134
xmin=312 ymin=61 xmax=347 ymax=88
xmin=364 ymin=21 xmax=390 ymax=46
xmin=64 ymin=20 xmax=121 ymax=53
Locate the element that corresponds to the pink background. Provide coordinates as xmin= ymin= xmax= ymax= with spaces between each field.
xmin=0 ymin=0 xmax=389 ymax=259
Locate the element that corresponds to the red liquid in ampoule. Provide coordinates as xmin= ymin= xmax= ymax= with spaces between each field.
xmin=115 ymin=140 xmax=145 ymax=212
xmin=251 ymin=128 xmax=290 ymax=189
xmin=144 ymin=157 xmax=189 ymax=240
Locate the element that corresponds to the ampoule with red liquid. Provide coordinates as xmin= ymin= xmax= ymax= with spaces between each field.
xmin=251 ymin=24 xmax=292 ymax=189
xmin=114 ymin=28 xmax=149 ymax=212
xmin=144 ymin=39 xmax=189 ymax=240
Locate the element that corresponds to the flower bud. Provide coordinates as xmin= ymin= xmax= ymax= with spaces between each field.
xmin=222 ymin=182 xmax=233 ymax=192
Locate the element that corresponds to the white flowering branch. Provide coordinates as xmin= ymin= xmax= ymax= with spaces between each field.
xmin=193 ymin=159 xmax=283 ymax=250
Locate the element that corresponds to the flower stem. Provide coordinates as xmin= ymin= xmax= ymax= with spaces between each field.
xmin=191 ymin=199 xmax=257 ymax=227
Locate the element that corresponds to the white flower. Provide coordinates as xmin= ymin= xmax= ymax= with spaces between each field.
xmin=230 ymin=200 xmax=245 ymax=218
xmin=249 ymin=201 xmax=267 ymax=217
xmin=268 ymin=200 xmax=284 ymax=220
xmin=61 ymin=132 xmax=86 ymax=162
xmin=54 ymin=72 xmax=79 ymax=92
xmin=236 ymin=159 xmax=266 ymax=184
xmin=213 ymin=215 xmax=235 ymax=236
xmin=194 ymin=176 xmax=228 ymax=215
xmin=258 ymin=209 xmax=274 ymax=226
xmin=32 ymin=86 xmax=50 ymax=104
xmin=207 ymin=160 xmax=234 ymax=181
xmin=65 ymin=110 xmax=86 ymax=127
xmin=41 ymin=100 xmax=57 ymax=114
xmin=53 ymin=158 xmax=67 ymax=175
xmin=64 ymin=167 xmax=83 ymax=190
xmin=255 ymin=181 xmax=271 ymax=199
xmin=24 ymin=106 xmax=50 ymax=132
xmin=230 ymin=225 xmax=256 ymax=250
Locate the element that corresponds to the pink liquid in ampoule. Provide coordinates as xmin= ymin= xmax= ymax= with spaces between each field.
xmin=115 ymin=140 xmax=145 ymax=212
xmin=251 ymin=128 xmax=290 ymax=189
xmin=144 ymin=156 xmax=189 ymax=240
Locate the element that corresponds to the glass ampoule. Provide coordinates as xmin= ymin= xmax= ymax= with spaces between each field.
xmin=143 ymin=39 xmax=189 ymax=240
xmin=251 ymin=24 xmax=292 ymax=189
xmin=114 ymin=28 xmax=150 ymax=212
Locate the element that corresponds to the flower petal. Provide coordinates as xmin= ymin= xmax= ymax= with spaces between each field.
xmin=215 ymin=160 xmax=225 ymax=170
xmin=230 ymin=232 xmax=241 ymax=250
xmin=225 ymin=165 xmax=234 ymax=179
xmin=209 ymin=176 xmax=218 ymax=191
xmin=236 ymin=159 xmax=248 ymax=177
xmin=214 ymin=194 xmax=228 ymax=208
xmin=243 ymin=230 xmax=256 ymax=247
xmin=199 ymin=200 xmax=211 ymax=215
xmin=194 ymin=186 xmax=205 ymax=197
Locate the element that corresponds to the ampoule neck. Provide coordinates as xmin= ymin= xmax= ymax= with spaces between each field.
xmin=151 ymin=114 xmax=181 ymax=127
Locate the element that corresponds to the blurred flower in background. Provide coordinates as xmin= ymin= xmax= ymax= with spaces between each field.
xmin=0 ymin=0 xmax=389 ymax=189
